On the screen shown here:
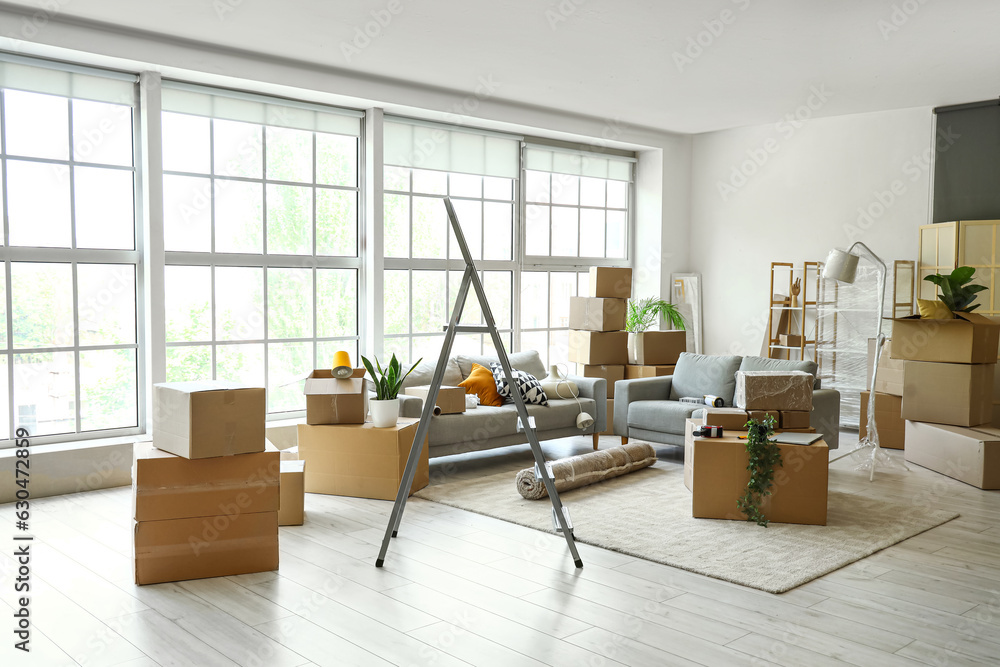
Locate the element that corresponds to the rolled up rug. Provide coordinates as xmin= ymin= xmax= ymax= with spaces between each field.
xmin=515 ymin=442 xmax=657 ymax=500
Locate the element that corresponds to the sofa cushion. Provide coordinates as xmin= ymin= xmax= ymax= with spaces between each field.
xmin=738 ymin=356 xmax=820 ymax=389
xmin=524 ymin=398 xmax=597 ymax=430
xmin=459 ymin=363 xmax=504 ymax=407
xmin=400 ymin=357 xmax=464 ymax=391
xmin=628 ymin=400 xmax=702 ymax=434
xmin=668 ymin=353 xmax=742 ymax=406
xmin=428 ymin=406 xmax=519 ymax=447
xmin=491 ymin=363 xmax=548 ymax=406
xmin=457 ymin=350 xmax=546 ymax=380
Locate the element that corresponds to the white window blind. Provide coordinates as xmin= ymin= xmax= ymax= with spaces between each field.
xmin=524 ymin=145 xmax=633 ymax=182
xmin=161 ymin=81 xmax=362 ymax=136
xmin=0 ymin=57 xmax=135 ymax=103
xmin=384 ymin=118 xmax=520 ymax=178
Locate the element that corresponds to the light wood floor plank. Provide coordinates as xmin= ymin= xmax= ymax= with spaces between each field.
xmin=408 ymin=621 xmax=548 ymax=667
xmin=108 ymin=609 xmax=239 ymax=667
xmin=254 ymin=615 xmax=394 ymax=667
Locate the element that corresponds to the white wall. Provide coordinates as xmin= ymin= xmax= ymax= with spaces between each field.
xmin=690 ymin=106 xmax=933 ymax=356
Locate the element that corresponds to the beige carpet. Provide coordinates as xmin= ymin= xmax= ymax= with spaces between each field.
xmin=414 ymin=465 xmax=959 ymax=593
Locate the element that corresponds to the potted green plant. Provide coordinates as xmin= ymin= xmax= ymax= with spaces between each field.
xmin=624 ymin=297 xmax=687 ymax=365
xmin=360 ymin=354 xmax=422 ymax=427
xmin=923 ymin=266 xmax=988 ymax=314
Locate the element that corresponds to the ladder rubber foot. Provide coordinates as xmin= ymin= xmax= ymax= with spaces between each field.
xmin=574 ymin=559 xmax=583 ymax=569
xmin=375 ymin=559 xmax=384 ymax=568
xmin=391 ymin=530 xmax=397 ymax=538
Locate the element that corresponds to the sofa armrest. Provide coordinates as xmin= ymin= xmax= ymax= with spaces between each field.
xmin=811 ymin=388 xmax=840 ymax=449
xmin=567 ymin=375 xmax=606 ymax=433
xmin=613 ymin=376 xmax=673 ymax=438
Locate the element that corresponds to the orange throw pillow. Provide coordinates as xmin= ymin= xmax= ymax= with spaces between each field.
xmin=459 ymin=363 xmax=504 ymax=407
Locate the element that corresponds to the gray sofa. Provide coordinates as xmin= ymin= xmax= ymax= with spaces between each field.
xmin=396 ymin=350 xmax=607 ymax=458
xmin=614 ymin=353 xmax=841 ymax=449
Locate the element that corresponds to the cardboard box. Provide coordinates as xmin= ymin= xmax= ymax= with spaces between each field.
xmin=778 ymin=334 xmax=803 ymax=347
xmin=153 ymin=382 xmax=265 ymax=459
xmin=132 ymin=443 xmax=279 ymax=522
xmin=627 ymin=331 xmax=686 ymax=366
xmin=577 ymin=364 xmax=625 ymax=398
xmin=624 ymin=364 xmax=676 ymax=379
xmin=404 ymin=385 xmax=466 ymax=414
xmin=568 ymin=330 xmax=628 ymax=366
xmin=747 ymin=410 xmax=781 ymax=424
xmin=703 ymin=407 xmax=749 ymax=431
xmin=735 ymin=371 xmax=814 ymax=411
xmin=304 ymin=369 xmax=367 ymax=425
xmin=889 ymin=313 xmax=1000 ymax=364
xmin=683 ymin=419 xmax=828 ymax=525
xmin=134 ymin=511 xmax=278 ymax=585
xmin=602 ymin=399 xmax=615 ymax=436
xmin=278 ymin=460 xmax=305 ymax=526
xmin=779 ymin=411 xmax=811 ymax=430
xmin=569 ymin=296 xmax=627 ymax=332
xmin=904 ymin=421 xmax=1000 ymax=489
xmin=296 ymin=419 xmax=429 ymax=500
xmin=867 ymin=339 xmax=906 ymax=396
xmin=588 ymin=267 xmax=632 ymax=299
xmin=859 ymin=391 xmax=904 ymax=449
xmin=901 ymin=361 xmax=994 ymax=427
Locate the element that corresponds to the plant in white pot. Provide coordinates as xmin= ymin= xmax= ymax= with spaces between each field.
xmin=625 ymin=297 xmax=687 ymax=366
xmin=361 ymin=354 xmax=422 ymax=427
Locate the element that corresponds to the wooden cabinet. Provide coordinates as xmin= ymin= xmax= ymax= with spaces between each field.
xmin=918 ymin=219 xmax=1000 ymax=315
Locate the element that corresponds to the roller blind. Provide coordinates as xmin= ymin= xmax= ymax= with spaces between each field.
xmin=933 ymin=101 xmax=1000 ymax=223
xmin=383 ymin=118 xmax=520 ymax=178
xmin=161 ymin=80 xmax=362 ymax=136
xmin=0 ymin=57 xmax=135 ymax=104
xmin=524 ymin=145 xmax=633 ymax=182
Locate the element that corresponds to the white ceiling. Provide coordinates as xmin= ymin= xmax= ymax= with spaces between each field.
xmin=8 ymin=0 xmax=1000 ymax=134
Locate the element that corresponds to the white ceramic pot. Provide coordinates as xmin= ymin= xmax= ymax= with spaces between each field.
xmin=370 ymin=398 xmax=400 ymax=428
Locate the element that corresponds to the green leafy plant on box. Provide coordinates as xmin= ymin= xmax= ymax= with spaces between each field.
xmin=737 ymin=414 xmax=782 ymax=527
xmin=923 ymin=266 xmax=988 ymax=314
xmin=360 ymin=354 xmax=422 ymax=401
xmin=624 ymin=297 xmax=686 ymax=333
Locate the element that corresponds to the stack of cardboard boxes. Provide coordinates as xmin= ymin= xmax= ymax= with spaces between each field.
xmin=133 ymin=382 xmax=281 ymax=585
xmin=568 ymin=267 xmax=687 ymax=436
xmin=888 ymin=313 xmax=1000 ymax=489
xmin=569 ymin=267 xmax=631 ymax=436
xmin=684 ymin=370 xmax=827 ymax=525
xmin=297 ymin=367 xmax=430 ymax=500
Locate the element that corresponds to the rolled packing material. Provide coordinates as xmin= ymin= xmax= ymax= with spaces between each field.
xmin=515 ymin=442 xmax=657 ymax=500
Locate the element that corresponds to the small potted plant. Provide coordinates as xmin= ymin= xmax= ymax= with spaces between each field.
xmin=625 ymin=297 xmax=687 ymax=365
xmin=361 ymin=354 xmax=421 ymax=427
xmin=923 ymin=266 xmax=988 ymax=315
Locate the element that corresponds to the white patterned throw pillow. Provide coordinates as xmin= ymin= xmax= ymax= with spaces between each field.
xmin=490 ymin=362 xmax=549 ymax=406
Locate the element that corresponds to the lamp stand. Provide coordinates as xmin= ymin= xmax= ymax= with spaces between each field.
xmin=841 ymin=242 xmax=909 ymax=482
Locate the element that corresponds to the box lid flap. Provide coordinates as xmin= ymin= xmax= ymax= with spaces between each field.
xmin=154 ymin=380 xmax=260 ymax=394
xmin=303 ymin=377 xmax=366 ymax=396
xmin=888 ymin=312 xmax=1000 ymax=326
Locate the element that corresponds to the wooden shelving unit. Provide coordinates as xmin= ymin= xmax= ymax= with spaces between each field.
xmin=766 ymin=261 xmax=821 ymax=361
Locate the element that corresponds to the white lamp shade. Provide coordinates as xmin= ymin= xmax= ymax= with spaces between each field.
xmin=823 ymin=248 xmax=860 ymax=283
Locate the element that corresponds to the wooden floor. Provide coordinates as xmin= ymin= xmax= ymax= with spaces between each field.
xmin=3 ymin=434 xmax=1000 ymax=667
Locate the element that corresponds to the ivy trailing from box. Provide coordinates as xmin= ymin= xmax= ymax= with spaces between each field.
xmin=738 ymin=414 xmax=782 ymax=527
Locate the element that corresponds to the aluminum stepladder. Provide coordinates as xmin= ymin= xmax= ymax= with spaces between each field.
xmin=375 ymin=197 xmax=583 ymax=569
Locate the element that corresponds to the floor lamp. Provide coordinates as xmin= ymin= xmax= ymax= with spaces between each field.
xmin=823 ymin=242 xmax=909 ymax=481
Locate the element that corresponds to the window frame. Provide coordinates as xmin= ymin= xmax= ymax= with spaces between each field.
xmin=0 ymin=69 xmax=144 ymax=448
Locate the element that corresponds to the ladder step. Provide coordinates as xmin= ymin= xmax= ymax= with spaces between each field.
xmin=446 ymin=325 xmax=491 ymax=333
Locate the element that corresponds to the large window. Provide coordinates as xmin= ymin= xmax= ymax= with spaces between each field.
xmin=160 ymin=84 xmax=362 ymax=415
xmin=0 ymin=61 xmax=140 ymax=444
xmin=521 ymin=146 xmax=633 ymax=366
xmin=382 ymin=120 xmax=520 ymax=365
